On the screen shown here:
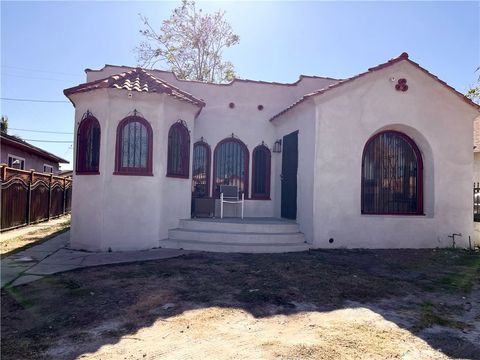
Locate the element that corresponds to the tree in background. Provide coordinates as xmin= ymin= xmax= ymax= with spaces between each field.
xmin=466 ymin=67 xmax=480 ymax=104
xmin=0 ymin=115 xmax=8 ymax=133
xmin=135 ymin=0 xmax=240 ymax=83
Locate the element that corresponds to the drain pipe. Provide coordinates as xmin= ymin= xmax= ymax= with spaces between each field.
xmin=448 ymin=233 xmax=462 ymax=248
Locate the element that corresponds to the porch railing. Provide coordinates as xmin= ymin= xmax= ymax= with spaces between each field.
xmin=0 ymin=165 xmax=72 ymax=232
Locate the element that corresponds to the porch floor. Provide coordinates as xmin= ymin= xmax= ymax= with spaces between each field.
xmin=187 ymin=217 xmax=296 ymax=224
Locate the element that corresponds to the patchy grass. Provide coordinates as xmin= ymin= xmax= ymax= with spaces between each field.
xmin=0 ymin=216 xmax=70 ymax=258
xmin=1 ymin=248 xmax=479 ymax=360
xmin=414 ymin=301 xmax=470 ymax=331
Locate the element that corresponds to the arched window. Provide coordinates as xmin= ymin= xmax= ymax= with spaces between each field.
xmin=192 ymin=140 xmax=211 ymax=197
xmin=167 ymin=122 xmax=190 ymax=178
xmin=115 ymin=115 xmax=153 ymax=175
xmin=213 ymin=137 xmax=249 ymax=198
xmin=76 ymin=115 xmax=100 ymax=174
xmin=361 ymin=130 xmax=423 ymax=215
xmin=252 ymin=144 xmax=271 ymax=199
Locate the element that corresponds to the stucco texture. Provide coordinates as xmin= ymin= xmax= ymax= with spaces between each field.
xmin=68 ymin=58 xmax=478 ymax=251
xmin=304 ymin=61 xmax=477 ymax=248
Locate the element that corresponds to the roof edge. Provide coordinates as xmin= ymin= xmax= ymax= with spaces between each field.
xmin=1 ymin=132 xmax=70 ymax=164
xmin=64 ymin=68 xmax=205 ymax=108
xmin=270 ymin=52 xmax=479 ymax=122
xmin=85 ymin=64 xmax=342 ymax=87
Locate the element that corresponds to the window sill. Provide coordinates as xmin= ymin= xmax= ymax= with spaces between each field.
xmin=361 ymin=212 xmax=425 ymax=216
xmin=113 ymin=171 xmax=154 ymax=177
xmin=250 ymin=196 xmax=271 ymax=201
xmin=76 ymin=171 xmax=100 ymax=175
xmin=166 ymin=173 xmax=189 ymax=179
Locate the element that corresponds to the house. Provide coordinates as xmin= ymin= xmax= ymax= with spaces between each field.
xmin=1 ymin=131 xmax=69 ymax=175
xmin=64 ymin=53 xmax=479 ymax=252
xmin=59 ymin=169 xmax=74 ymax=178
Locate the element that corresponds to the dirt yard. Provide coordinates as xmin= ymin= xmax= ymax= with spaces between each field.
xmin=1 ymin=248 xmax=479 ymax=360
xmin=0 ymin=215 xmax=70 ymax=257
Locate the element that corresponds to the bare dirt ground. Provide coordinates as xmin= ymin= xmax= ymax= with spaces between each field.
xmin=0 ymin=215 xmax=70 ymax=257
xmin=1 ymin=248 xmax=479 ymax=360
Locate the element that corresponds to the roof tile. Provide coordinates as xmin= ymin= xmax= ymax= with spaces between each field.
xmin=64 ymin=68 xmax=205 ymax=107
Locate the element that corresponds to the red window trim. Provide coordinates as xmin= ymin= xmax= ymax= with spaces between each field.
xmin=166 ymin=122 xmax=190 ymax=179
xmin=251 ymin=144 xmax=271 ymax=200
xmin=114 ymin=115 xmax=153 ymax=176
xmin=76 ymin=115 xmax=101 ymax=175
xmin=192 ymin=140 xmax=211 ymax=197
xmin=361 ymin=130 xmax=424 ymax=215
xmin=213 ymin=137 xmax=250 ymax=199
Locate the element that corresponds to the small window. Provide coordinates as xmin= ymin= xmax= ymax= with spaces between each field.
xmin=167 ymin=122 xmax=190 ymax=178
xmin=43 ymin=164 xmax=54 ymax=173
xmin=213 ymin=138 xmax=249 ymax=198
xmin=192 ymin=140 xmax=211 ymax=197
xmin=252 ymin=144 xmax=271 ymax=199
xmin=115 ymin=115 xmax=153 ymax=175
xmin=361 ymin=130 xmax=423 ymax=215
xmin=8 ymin=154 xmax=25 ymax=170
xmin=76 ymin=115 xmax=101 ymax=174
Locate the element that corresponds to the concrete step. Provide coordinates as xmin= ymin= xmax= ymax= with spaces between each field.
xmin=179 ymin=218 xmax=300 ymax=234
xmin=168 ymin=228 xmax=305 ymax=244
xmin=158 ymin=239 xmax=310 ymax=253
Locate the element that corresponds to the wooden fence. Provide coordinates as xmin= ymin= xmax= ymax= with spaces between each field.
xmin=0 ymin=165 xmax=72 ymax=232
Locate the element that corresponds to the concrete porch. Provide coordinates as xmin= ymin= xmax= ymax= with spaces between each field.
xmin=159 ymin=217 xmax=309 ymax=253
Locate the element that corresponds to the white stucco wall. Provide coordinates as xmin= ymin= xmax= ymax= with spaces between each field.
xmin=86 ymin=66 xmax=338 ymax=219
xmin=272 ymin=101 xmax=316 ymax=243
xmin=474 ymin=152 xmax=480 ymax=181
xmin=70 ymin=89 xmax=198 ymax=251
xmin=288 ymin=60 xmax=478 ymax=249
xmin=70 ymin=60 xmax=478 ymax=251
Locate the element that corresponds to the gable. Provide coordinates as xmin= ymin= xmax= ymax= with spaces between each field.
xmin=270 ymin=53 xmax=479 ymax=122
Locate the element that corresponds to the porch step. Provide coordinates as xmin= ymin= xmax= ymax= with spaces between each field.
xmin=158 ymin=239 xmax=310 ymax=253
xmin=168 ymin=228 xmax=305 ymax=244
xmin=179 ymin=218 xmax=300 ymax=234
xmin=161 ymin=217 xmax=308 ymax=253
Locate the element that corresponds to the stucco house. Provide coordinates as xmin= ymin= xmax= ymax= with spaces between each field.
xmin=64 ymin=52 xmax=479 ymax=252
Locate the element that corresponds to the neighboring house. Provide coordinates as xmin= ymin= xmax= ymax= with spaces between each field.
xmin=0 ymin=131 xmax=69 ymax=174
xmin=64 ymin=52 xmax=479 ymax=252
xmin=474 ymin=118 xmax=480 ymax=180
xmin=59 ymin=169 xmax=74 ymax=178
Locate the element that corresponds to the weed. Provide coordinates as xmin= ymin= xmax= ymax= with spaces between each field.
xmin=414 ymin=302 xmax=469 ymax=331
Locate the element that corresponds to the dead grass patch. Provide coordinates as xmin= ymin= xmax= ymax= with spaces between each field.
xmin=1 ymin=248 xmax=479 ymax=359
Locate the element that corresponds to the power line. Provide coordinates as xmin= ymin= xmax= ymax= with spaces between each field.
xmin=2 ymin=73 xmax=75 ymax=82
xmin=23 ymin=139 xmax=73 ymax=143
xmin=2 ymin=65 xmax=81 ymax=77
xmin=1 ymin=97 xmax=70 ymax=103
xmin=9 ymin=127 xmax=73 ymax=134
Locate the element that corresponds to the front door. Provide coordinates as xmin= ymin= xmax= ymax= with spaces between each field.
xmin=281 ymin=131 xmax=298 ymax=219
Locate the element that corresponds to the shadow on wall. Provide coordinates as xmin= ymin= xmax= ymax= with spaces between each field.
xmin=1 ymin=248 xmax=479 ymax=359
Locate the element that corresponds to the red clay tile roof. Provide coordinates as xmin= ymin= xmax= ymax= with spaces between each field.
xmin=270 ymin=52 xmax=480 ymax=122
xmin=1 ymin=132 xmax=69 ymax=164
xmin=64 ymin=68 xmax=205 ymax=107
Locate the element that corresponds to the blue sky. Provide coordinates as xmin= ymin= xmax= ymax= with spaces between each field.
xmin=1 ymin=1 xmax=478 ymax=170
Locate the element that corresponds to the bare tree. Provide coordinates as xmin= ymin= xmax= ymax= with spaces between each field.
xmin=135 ymin=0 xmax=240 ymax=83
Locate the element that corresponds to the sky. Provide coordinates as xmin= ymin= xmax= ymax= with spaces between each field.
xmin=1 ymin=1 xmax=479 ymax=170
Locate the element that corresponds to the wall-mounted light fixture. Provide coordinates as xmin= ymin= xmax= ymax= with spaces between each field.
xmin=273 ymin=139 xmax=282 ymax=153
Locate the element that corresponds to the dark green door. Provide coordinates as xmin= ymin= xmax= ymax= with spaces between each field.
xmin=281 ymin=131 xmax=298 ymax=219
